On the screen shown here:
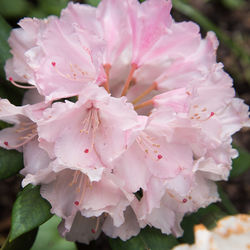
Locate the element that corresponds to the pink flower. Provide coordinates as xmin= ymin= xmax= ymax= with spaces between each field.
xmin=0 ymin=96 xmax=51 ymax=176
xmin=3 ymin=0 xmax=250 ymax=244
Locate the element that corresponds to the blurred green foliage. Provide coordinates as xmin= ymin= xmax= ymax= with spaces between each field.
xmin=31 ymin=216 xmax=77 ymax=250
xmin=0 ymin=0 xmax=69 ymax=19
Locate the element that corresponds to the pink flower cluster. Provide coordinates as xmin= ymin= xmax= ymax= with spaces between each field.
xmin=1 ymin=0 xmax=249 ymax=243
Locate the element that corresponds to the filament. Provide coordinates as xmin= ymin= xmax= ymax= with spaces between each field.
xmin=8 ymin=77 xmax=36 ymax=89
xmin=132 ymin=82 xmax=158 ymax=105
xmin=134 ymin=99 xmax=154 ymax=110
xmin=102 ymin=64 xmax=111 ymax=93
xmin=121 ymin=63 xmax=137 ymax=96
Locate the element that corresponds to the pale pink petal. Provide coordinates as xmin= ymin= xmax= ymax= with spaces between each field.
xmin=58 ymin=212 xmax=103 ymax=244
xmin=102 ymin=207 xmax=140 ymax=240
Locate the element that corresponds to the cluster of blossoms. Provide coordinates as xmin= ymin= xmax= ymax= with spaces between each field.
xmin=1 ymin=0 xmax=249 ymax=244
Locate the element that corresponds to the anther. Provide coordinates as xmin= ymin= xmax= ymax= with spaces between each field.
xmin=182 ymin=198 xmax=187 ymax=203
xmin=4 ymin=141 xmax=8 ymax=146
xmin=84 ymin=148 xmax=89 ymax=153
xmin=91 ymin=229 xmax=96 ymax=234
xmin=51 ymin=62 xmax=56 ymax=67
xmin=74 ymin=201 xmax=79 ymax=206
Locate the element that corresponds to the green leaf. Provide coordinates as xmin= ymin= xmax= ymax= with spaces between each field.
xmin=179 ymin=204 xmax=227 ymax=244
xmin=109 ymin=227 xmax=179 ymax=250
xmin=85 ymin=0 xmax=101 ymax=7
xmin=221 ymin=0 xmax=245 ymax=9
xmin=0 ymin=81 xmax=25 ymax=105
xmin=0 ymin=0 xmax=31 ymax=18
xmin=0 ymin=15 xmax=11 ymax=78
xmin=217 ymin=184 xmax=238 ymax=215
xmin=38 ymin=0 xmax=69 ymax=16
xmin=230 ymin=145 xmax=250 ymax=178
xmin=31 ymin=216 xmax=77 ymax=250
xmin=10 ymin=185 xmax=53 ymax=241
xmin=1 ymin=228 xmax=38 ymax=250
xmin=0 ymin=148 xmax=23 ymax=180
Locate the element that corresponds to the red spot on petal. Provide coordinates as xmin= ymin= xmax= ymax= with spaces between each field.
xmin=74 ymin=201 xmax=79 ymax=206
xmin=8 ymin=77 xmax=13 ymax=81
xmin=210 ymin=112 xmax=215 ymax=117
xmin=84 ymin=148 xmax=89 ymax=153
xmin=157 ymin=154 xmax=163 ymax=160
xmin=182 ymin=198 xmax=187 ymax=203
xmin=4 ymin=141 xmax=8 ymax=146
xmin=51 ymin=62 xmax=56 ymax=67
xmin=91 ymin=229 xmax=96 ymax=234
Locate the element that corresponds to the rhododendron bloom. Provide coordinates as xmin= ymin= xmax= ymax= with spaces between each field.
xmin=172 ymin=215 xmax=250 ymax=250
xmin=2 ymin=0 xmax=250 ymax=245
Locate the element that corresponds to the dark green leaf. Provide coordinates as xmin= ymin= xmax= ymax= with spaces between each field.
xmin=109 ymin=227 xmax=178 ymax=250
xmin=0 ymin=148 xmax=23 ymax=180
xmin=85 ymin=0 xmax=101 ymax=7
xmin=0 ymin=81 xmax=25 ymax=106
xmin=0 ymin=15 xmax=11 ymax=78
xmin=230 ymin=145 xmax=250 ymax=178
xmin=10 ymin=185 xmax=52 ymax=241
xmin=1 ymin=228 xmax=38 ymax=250
xmin=221 ymin=0 xmax=245 ymax=9
xmin=0 ymin=0 xmax=31 ymax=18
xmin=31 ymin=216 xmax=77 ymax=250
xmin=179 ymin=204 xmax=227 ymax=244
xmin=218 ymin=184 xmax=238 ymax=215
xmin=38 ymin=0 xmax=69 ymax=16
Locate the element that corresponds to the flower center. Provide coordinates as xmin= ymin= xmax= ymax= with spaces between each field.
xmin=4 ymin=120 xmax=38 ymax=148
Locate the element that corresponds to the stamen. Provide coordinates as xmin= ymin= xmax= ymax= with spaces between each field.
xmin=102 ymin=64 xmax=111 ymax=93
xmin=134 ymin=99 xmax=154 ymax=110
xmin=132 ymin=82 xmax=158 ymax=105
xmin=84 ymin=148 xmax=89 ymax=153
xmin=8 ymin=77 xmax=36 ymax=89
xmin=51 ymin=61 xmax=94 ymax=82
xmin=8 ymin=133 xmax=37 ymax=149
xmin=121 ymin=63 xmax=138 ymax=96
xmin=4 ymin=141 xmax=8 ymax=146
xmin=137 ymin=132 xmax=163 ymax=160
xmin=69 ymin=170 xmax=80 ymax=186
xmin=80 ymin=108 xmax=100 ymax=150
xmin=74 ymin=201 xmax=79 ymax=206
xmin=15 ymin=124 xmax=37 ymax=133
xmin=182 ymin=198 xmax=187 ymax=203
xmin=79 ymin=175 xmax=88 ymax=204
xmin=91 ymin=217 xmax=100 ymax=234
